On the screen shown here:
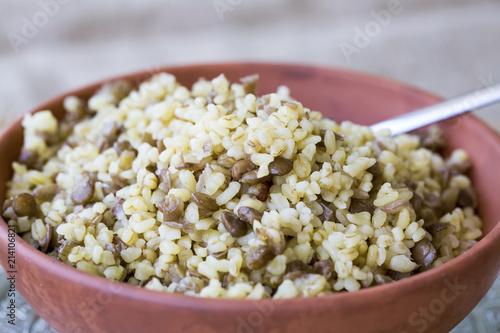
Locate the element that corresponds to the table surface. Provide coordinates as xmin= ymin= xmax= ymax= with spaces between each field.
xmin=0 ymin=1 xmax=499 ymax=332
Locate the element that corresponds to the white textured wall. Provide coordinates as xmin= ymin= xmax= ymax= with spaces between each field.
xmin=1 ymin=0 xmax=499 ymax=127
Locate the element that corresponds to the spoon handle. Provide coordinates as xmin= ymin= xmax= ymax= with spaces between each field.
xmin=370 ymin=82 xmax=500 ymax=136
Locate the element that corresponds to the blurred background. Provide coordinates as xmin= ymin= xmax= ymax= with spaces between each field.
xmin=1 ymin=0 xmax=499 ymax=128
xmin=0 ymin=0 xmax=499 ymax=332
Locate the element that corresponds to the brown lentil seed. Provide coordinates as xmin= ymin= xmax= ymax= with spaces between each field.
xmin=423 ymin=192 xmax=441 ymax=208
xmin=163 ymin=219 xmax=194 ymax=233
xmin=145 ymin=164 xmax=157 ymax=174
xmin=111 ymin=198 xmax=126 ymax=220
xmin=105 ymin=243 xmax=120 ymax=259
xmin=158 ymin=169 xmax=172 ymax=194
xmin=71 ymin=180 xmax=95 ymax=205
xmin=374 ymin=274 xmax=394 ymax=285
xmin=217 ymin=153 xmax=237 ymax=168
xmin=114 ymin=140 xmax=135 ymax=154
xmin=141 ymin=132 xmax=156 ymax=146
xmin=39 ymin=223 xmax=52 ymax=253
xmin=422 ymin=207 xmax=440 ymax=227
xmin=239 ymin=170 xmax=271 ymax=185
xmin=447 ymin=159 xmax=472 ymax=175
xmin=106 ymin=235 xmax=127 ymax=259
xmin=175 ymin=162 xmax=205 ymax=171
xmin=411 ymin=238 xmax=437 ymax=270
xmin=409 ymin=191 xmax=423 ymax=213
xmin=425 ymin=222 xmax=449 ymax=235
xmin=457 ymin=187 xmax=477 ymax=208
xmin=175 ymin=277 xmax=206 ymax=294
xmin=186 ymin=269 xmax=204 ymax=279
xmin=367 ymin=162 xmax=383 ymax=189
xmin=85 ymin=172 xmax=98 ymax=182
xmin=157 ymin=195 xmax=185 ymax=222
xmin=268 ymin=158 xmax=293 ymax=176
xmin=267 ymin=229 xmax=286 ymax=255
xmin=102 ymin=121 xmax=118 ymax=138
xmin=349 ymin=198 xmax=374 ymax=214
xmin=440 ymin=167 xmax=452 ymax=188
xmin=318 ymin=200 xmax=334 ymax=222
xmin=32 ymin=183 xmax=57 ymax=202
xmin=240 ymin=74 xmax=259 ymax=95
xmin=417 ymin=126 xmax=445 ymax=152
xmin=313 ymin=260 xmax=335 ymax=279
xmin=352 ymin=189 xmax=370 ymax=200
xmin=441 ymin=187 xmax=460 ymax=215
xmin=283 ymin=271 xmax=307 ymax=281
xmin=198 ymin=208 xmax=214 ymax=219
xmin=57 ymin=240 xmax=79 ymax=263
xmin=110 ymin=173 xmax=129 ymax=188
xmin=221 ymin=211 xmax=248 ymax=237
xmin=245 ymin=245 xmax=275 ymax=270
xmin=286 ymin=260 xmax=313 ymax=274
xmin=456 ymin=240 xmax=477 ymax=254
xmin=221 ymin=273 xmax=232 ymax=288
xmin=102 ymin=183 xmax=121 ymax=195
xmin=262 ymin=103 xmax=278 ymax=115
xmin=157 ymin=139 xmax=166 ymax=153
xmin=18 ymin=148 xmax=39 ymax=169
xmin=191 ymin=192 xmax=219 ymax=211
xmin=91 ymin=214 xmax=104 ymax=228
xmin=247 ymin=183 xmax=270 ymax=202
xmin=381 ymin=199 xmax=410 ymax=214
xmin=49 ymin=226 xmax=59 ymax=249
xmin=231 ymin=160 xmax=257 ymax=181
xmin=13 ymin=193 xmax=37 ymax=217
xmin=388 ymin=270 xmax=414 ymax=281
xmin=208 ymin=246 xmax=230 ymax=258
xmin=237 ymin=206 xmax=263 ymax=224
xmin=283 ymin=260 xmax=312 ymax=280
xmin=164 ymin=263 xmax=186 ymax=285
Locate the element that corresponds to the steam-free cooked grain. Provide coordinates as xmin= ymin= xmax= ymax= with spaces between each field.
xmin=2 ymin=73 xmax=482 ymax=299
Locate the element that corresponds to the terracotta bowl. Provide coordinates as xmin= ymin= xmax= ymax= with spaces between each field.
xmin=1 ymin=63 xmax=499 ymax=333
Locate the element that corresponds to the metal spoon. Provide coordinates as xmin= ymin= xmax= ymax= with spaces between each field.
xmin=370 ymin=82 xmax=500 ymax=136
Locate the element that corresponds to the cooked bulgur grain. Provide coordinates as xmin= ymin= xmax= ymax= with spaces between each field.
xmin=2 ymin=73 xmax=482 ymax=298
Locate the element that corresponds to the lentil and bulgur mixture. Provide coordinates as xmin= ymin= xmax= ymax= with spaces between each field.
xmin=2 ymin=73 xmax=482 ymax=298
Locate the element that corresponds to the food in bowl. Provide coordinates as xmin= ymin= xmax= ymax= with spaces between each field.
xmin=1 ymin=73 xmax=482 ymax=299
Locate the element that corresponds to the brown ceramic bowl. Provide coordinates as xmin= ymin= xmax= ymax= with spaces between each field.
xmin=1 ymin=63 xmax=500 ymax=333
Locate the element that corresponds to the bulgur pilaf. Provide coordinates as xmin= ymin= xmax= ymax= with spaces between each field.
xmin=1 ymin=73 xmax=482 ymax=298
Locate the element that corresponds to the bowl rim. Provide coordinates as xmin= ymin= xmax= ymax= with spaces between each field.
xmin=1 ymin=61 xmax=500 ymax=312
